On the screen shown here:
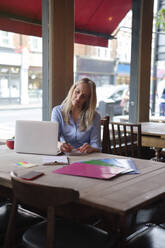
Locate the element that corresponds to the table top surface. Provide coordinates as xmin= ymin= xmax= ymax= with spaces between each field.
xmin=1 ymin=146 xmax=165 ymax=216
xmin=141 ymin=122 xmax=165 ymax=137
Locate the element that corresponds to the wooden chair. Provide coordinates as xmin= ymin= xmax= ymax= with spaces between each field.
xmin=101 ymin=117 xmax=156 ymax=160
xmin=110 ymin=122 xmax=142 ymax=158
xmin=0 ymin=186 xmax=43 ymax=247
xmin=101 ymin=116 xmax=111 ymax=154
xmin=4 ymin=172 xmax=119 ymax=248
xmin=101 ymin=117 xmax=142 ymax=158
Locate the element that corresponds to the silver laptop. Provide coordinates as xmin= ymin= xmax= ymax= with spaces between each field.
xmin=15 ymin=120 xmax=58 ymax=155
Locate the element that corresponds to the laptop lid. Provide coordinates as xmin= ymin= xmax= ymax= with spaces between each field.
xmin=15 ymin=120 xmax=58 ymax=155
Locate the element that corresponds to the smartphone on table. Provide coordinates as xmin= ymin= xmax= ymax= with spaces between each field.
xmin=20 ymin=171 xmax=45 ymax=180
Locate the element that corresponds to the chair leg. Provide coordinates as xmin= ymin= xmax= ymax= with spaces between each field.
xmin=4 ymin=199 xmax=18 ymax=248
xmin=47 ymin=206 xmax=55 ymax=248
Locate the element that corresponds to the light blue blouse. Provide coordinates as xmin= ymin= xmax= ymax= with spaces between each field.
xmin=51 ymin=105 xmax=101 ymax=151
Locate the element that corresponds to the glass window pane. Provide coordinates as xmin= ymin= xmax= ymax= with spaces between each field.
xmin=74 ymin=11 xmax=132 ymax=121
xmin=0 ymin=32 xmax=42 ymax=140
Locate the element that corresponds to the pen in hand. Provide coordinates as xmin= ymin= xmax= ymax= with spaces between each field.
xmin=60 ymin=142 xmax=73 ymax=153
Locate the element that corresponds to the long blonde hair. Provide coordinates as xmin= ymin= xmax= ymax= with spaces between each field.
xmin=62 ymin=78 xmax=97 ymax=131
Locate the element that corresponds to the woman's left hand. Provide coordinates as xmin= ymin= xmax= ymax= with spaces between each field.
xmin=78 ymin=143 xmax=98 ymax=154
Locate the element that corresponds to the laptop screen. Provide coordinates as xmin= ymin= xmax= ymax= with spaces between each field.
xmin=15 ymin=120 xmax=58 ymax=155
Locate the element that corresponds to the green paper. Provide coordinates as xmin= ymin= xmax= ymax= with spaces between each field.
xmin=82 ymin=160 xmax=114 ymax=166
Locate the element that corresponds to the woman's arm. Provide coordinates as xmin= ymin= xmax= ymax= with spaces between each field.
xmin=51 ymin=106 xmax=62 ymax=141
xmin=78 ymin=143 xmax=100 ymax=153
xmin=58 ymin=141 xmax=73 ymax=153
xmin=78 ymin=112 xmax=101 ymax=154
xmin=51 ymin=106 xmax=74 ymax=153
xmin=89 ymin=112 xmax=101 ymax=151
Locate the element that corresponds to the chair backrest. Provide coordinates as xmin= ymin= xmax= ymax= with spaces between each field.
xmin=101 ymin=116 xmax=111 ymax=154
xmin=4 ymin=173 xmax=79 ymax=248
xmin=11 ymin=175 xmax=79 ymax=210
xmin=110 ymin=122 xmax=142 ymax=158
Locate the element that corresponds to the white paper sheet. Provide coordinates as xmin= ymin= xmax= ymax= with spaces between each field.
xmin=65 ymin=149 xmax=86 ymax=156
xmin=43 ymin=155 xmax=69 ymax=165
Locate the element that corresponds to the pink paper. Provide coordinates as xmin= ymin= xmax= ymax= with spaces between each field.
xmin=53 ymin=162 xmax=126 ymax=179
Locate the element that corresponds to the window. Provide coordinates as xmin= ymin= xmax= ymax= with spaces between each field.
xmin=0 ymin=31 xmax=13 ymax=47
xmin=29 ymin=36 xmax=42 ymax=52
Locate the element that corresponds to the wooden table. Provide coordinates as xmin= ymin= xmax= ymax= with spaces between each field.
xmin=1 ymin=146 xmax=165 ymax=244
xmin=120 ymin=116 xmax=165 ymax=123
xmin=141 ymin=122 xmax=165 ymax=160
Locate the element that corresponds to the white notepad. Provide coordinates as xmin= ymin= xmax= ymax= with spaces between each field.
xmin=43 ymin=155 xmax=69 ymax=165
xmin=15 ymin=120 xmax=58 ymax=155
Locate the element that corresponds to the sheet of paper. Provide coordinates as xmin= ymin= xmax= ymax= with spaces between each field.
xmin=99 ymin=158 xmax=139 ymax=174
xmin=53 ymin=162 xmax=127 ymax=179
xmin=16 ymin=161 xmax=38 ymax=168
xmin=65 ymin=149 xmax=86 ymax=156
xmin=81 ymin=158 xmax=139 ymax=174
xmin=43 ymin=155 xmax=68 ymax=165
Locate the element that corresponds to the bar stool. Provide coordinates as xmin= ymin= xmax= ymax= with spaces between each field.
xmin=127 ymin=223 xmax=165 ymax=248
xmin=0 ymin=202 xmax=43 ymax=247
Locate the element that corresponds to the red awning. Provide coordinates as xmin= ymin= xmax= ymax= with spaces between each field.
xmin=0 ymin=0 xmax=131 ymax=47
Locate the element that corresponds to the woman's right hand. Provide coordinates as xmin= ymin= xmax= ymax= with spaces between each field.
xmin=58 ymin=142 xmax=73 ymax=153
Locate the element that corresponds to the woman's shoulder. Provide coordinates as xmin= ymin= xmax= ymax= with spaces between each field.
xmin=94 ymin=110 xmax=101 ymax=120
xmin=51 ymin=105 xmax=64 ymax=121
xmin=94 ymin=110 xmax=101 ymax=117
xmin=51 ymin=105 xmax=64 ymax=119
xmin=52 ymin=104 xmax=63 ymax=112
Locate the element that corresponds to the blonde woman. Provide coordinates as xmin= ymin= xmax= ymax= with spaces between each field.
xmin=51 ymin=78 xmax=101 ymax=154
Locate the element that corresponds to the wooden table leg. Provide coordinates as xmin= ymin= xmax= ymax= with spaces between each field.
xmin=118 ymin=215 xmax=129 ymax=248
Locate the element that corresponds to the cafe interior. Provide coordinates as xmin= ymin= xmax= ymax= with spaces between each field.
xmin=1 ymin=0 xmax=165 ymax=247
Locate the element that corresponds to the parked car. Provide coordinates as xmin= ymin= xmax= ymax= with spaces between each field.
xmin=96 ymin=85 xmax=115 ymax=107
xmin=97 ymin=84 xmax=128 ymax=117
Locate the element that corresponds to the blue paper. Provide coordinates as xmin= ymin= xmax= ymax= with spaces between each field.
xmin=100 ymin=158 xmax=139 ymax=174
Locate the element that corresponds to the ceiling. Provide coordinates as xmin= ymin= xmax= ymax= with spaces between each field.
xmin=0 ymin=0 xmax=132 ymax=47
